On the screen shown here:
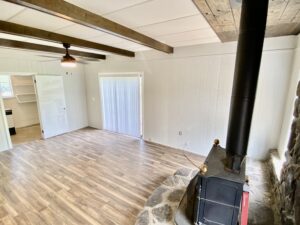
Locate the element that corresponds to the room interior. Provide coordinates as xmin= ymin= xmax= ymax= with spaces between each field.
xmin=0 ymin=0 xmax=299 ymax=225
xmin=1 ymin=74 xmax=41 ymax=145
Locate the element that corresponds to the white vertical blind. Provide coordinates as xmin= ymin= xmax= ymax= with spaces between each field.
xmin=100 ymin=76 xmax=141 ymax=137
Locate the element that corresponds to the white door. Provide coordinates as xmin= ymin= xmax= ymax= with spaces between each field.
xmin=0 ymin=97 xmax=11 ymax=151
xmin=35 ymin=75 xmax=68 ymax=139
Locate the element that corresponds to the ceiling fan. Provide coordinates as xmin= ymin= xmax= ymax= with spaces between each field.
xmin=37 ymin=43 xmax=98 ymax=66
xmin=61 ymin=43 xmax=76 ymax=67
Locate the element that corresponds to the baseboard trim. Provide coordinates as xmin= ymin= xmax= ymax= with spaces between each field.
xmin=144 ymin=139 xmax=204 ymax=159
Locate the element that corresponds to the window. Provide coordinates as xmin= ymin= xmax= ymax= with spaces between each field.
xmin=0 ymin=76 xmax=14 ymax=98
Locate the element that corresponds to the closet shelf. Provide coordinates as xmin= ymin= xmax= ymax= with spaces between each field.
xmin=16 ymin=93 xmax=35 ymax=96
xmin=12 ymin=76 xmax=36 ymax=103
xmin=15 ymin=94 xmax=36 ymax=103
xmin=13 ymin=84 xmax=34 ymax=87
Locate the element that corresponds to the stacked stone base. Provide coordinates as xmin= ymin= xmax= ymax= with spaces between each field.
xmin=135 ymin=168 xmax=198 ymax=225
xmin=268 ymin=151 xmax=300 ymax=225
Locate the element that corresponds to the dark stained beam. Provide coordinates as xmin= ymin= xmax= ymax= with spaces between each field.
xmin=0 ymin=38 xmax=106 ymax=60
xmin=0 ymin=21 xmax=134 ymax=57
xmin=3 ymin=0 xmax=174 ymax=53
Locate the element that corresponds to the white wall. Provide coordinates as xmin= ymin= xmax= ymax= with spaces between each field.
xmin=84 ymin=36 xmax=295 ymax=160
xmin=3 ymin=98 xmax=39 ymax=128
xmin=0 ymin=49 xmax=88 ymax=147
xmin=63 ymin=70 xmax=89 ymax=132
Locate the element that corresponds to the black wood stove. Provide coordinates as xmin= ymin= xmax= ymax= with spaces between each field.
xmin=185 ymin=145 xmax=246 ymax=225
xmin=175 ymin=0 xmax=269 ymax=224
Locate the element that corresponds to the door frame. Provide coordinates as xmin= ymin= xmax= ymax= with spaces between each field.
xmin=98 ymin=72 xmax=144 ymax=138
xmin=0 ymin=96 xmax=12 ymax=150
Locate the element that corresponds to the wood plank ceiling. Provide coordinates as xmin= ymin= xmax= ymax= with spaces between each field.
xmin=193 ymin=0 xmax=300 ymax=42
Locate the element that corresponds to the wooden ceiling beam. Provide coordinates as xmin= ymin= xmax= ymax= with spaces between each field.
xmin=0 ymin=38 xmax=106 ymax=60
xmin=3 ymin=0 xmax=174 ymax=53
xmin=0 ymin=21 xmax=134 ymax=57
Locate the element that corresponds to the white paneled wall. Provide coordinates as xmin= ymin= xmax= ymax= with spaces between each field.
xmin=84 ymin=36 xmax=296 ymax=160
xmin=63 ymin=70 xmax=89 ymax=132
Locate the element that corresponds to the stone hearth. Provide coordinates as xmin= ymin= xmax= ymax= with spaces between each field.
xmin=136 ymin=161 xmax=277 ymax=225
xmin=135 ymin=168 xmax=198 ymax=225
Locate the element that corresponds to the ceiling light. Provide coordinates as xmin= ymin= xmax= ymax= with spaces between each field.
xmin=61 ymin=43 xmax=76 ymax=67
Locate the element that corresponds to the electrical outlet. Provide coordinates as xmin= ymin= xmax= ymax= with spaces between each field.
xmin=179 ymin=131 xmax=183 ymax=136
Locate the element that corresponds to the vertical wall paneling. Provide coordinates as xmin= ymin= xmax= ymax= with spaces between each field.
xmin=85 ymin=36 xmax=296 ymax=160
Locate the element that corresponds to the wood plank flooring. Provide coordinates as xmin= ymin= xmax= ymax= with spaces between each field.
xmin=0 ymin=128 xmax=204 ymax=225
xmin=11 ymin=125 xmax=41 ymax=145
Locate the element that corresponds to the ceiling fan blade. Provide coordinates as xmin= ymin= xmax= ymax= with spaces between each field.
xmin=37 ymin=55 xmax=99 ymax=63
xmin=38 ymin=59 xmax=59 ymax=62
xmin=37 ymin=55 xmax=61 ymax=59
xmin=77 ymin=61 xmax=88 ymax=65
xmin=78 ymin=56 xmax=100 ymax=62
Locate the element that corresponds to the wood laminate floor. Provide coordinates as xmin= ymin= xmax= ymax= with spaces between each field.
xmin=11 ymin=125 xmax=41 ymax=145
xmin=0 ymin=128 xmax=205 ymax=225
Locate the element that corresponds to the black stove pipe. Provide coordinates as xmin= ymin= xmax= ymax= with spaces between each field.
xmin=225 ymin=0 xmax=269 ymax=172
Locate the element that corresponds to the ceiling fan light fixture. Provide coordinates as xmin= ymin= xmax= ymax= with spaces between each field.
xmin=61 ymin=43 xmax=77 ymax=68
xmin=61 ymin=54 xmax=76 ymax=67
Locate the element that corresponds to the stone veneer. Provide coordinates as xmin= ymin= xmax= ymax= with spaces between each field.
xmin=135 ymin=168 xmax=198 ymax=225
xmin=269 ymin=82 xmax=300 ymax=225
